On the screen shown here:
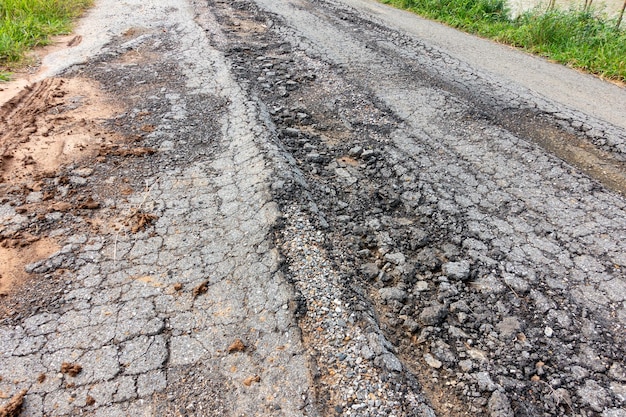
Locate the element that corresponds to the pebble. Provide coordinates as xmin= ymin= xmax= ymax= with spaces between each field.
xmin=73 ymin=167 xmax=94 ymax=177
xmin=419 ymin=304 xmax=447 ymax=326
xmin=379 ymin=287 xmax=408 ymax=303
xmin=424 ymin=353 xmax=442 ymax=369
xmin=488 ymin=391 xmax=514 ymax=417
xmin=442 ymin=260 xmax=471 ymax=281
xmin=349 ymin=146 xmax=363 ymax=156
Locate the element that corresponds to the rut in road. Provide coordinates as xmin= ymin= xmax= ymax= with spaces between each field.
xmin=208 ymin=0 xmax=626 ymax=416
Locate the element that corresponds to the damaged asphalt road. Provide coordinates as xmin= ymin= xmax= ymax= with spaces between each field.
xmin=1 ymin=0 xmax=625 ymax=416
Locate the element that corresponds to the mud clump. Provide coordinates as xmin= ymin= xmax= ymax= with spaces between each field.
xmin=60 ymin=362 xmax=82 ymax=377
xmin=0 ymin=389 xmax=27 ymax=417
xmin=126 ymin=210 xmax=158 ymax=233
xmin=227 ymin=339 xmax=246 ymax=353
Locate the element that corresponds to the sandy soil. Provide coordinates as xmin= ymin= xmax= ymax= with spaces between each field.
xmin=0 ymin=43 xmax=125 ymax=295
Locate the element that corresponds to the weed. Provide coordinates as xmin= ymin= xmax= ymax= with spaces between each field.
xmin=0 ymin=0 xmax=92 ymax=75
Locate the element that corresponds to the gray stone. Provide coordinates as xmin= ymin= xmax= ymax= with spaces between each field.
xmin=423 ymin=353 xmax=442 ymax=369
xmin=282 ymin=127 xmax=300 ymax=137
xmin=496 ymin=316 xmax=522 ymax=339
xmin=609 ymin=363 xmax=626 ymax=382
xmin=379 ymin=287 xmax=408 ymax=303
xmin=360 ymin=263 xmax=379 ymax=280
xmin=447 ymin=325 xmax=469 ymax=339
xmin=361 ymin=149 xmax=375 ymax=159
xmin=577 ymin=380 xmax=610 ymax=412
xmin=459 ymin=359 xmax=473 ymax=372
xmin=419 ymin=304 xmax=447 ymax=326
xmin=610 ymin=382 xmax=626 ymax=402
xmin=603 ymin=409 xmax=626 ymax=417
xmin=502 ymin=273 xmax=530 ymax=293
xmin=348 ymin=146 xmax=363 ymax=156
xmin=377 ymin=353 xmax=403 ymax=372
xmin=384 ymin=252 xmax=406 ymax=265
xmin=488 ymin=391 xmax=514 ymax=417
xmin=442 ymin=261 xmax=471 ymax=281
xmin=474 ymin=371 xmax=497 ymax=392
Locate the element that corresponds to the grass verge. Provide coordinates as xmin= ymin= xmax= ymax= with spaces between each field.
xmin=1 ymin=0 xmax=93 ymax=79
xmin=380 ymin=0 xmax=626 ymax=82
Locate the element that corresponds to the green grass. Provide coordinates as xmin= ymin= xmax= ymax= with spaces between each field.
xmin=381 ymin=0 xmax=626 ymax=82
xmin=1 ymin=0 xmax=92 ymax=79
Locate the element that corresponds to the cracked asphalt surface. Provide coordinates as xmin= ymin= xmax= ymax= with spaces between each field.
xmin=1 ymin=0 xmax=625 ymax=416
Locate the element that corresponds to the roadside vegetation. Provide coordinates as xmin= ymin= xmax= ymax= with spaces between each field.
xmin=0 ymin=0 xmax=92 ymax=80
xmin=380 ymin=0 xmax=626 ymax=82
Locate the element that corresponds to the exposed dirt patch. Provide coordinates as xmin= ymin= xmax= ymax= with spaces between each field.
xmin=0 ymin=237 xmax=59 ymax=296
xmin=0 ymin=75 xmax=125 ymax=294
xmin=0 ymin=77 xmax=122 ymax=186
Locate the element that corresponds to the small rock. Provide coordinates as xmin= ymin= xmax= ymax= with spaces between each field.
xmin=414 ymin=281 xmax=429 ymax=292
xmin=73 ymin=168 xmax=94 ymax=177
xmin=459 ymin=359 xmax=473 ymax=372
xmin=419 ymin=303 xmax=447 ymax=326
xmin=611 ymin=382 xmax=626 ymax=401
xmin=50 ymin=202 xmax=72 ymax=212
xmin=282 ymin=128 xmax=300 ymax=137
xmin=488 ymin=391 xmax=514 ymax=417
xmin=578 ymin=380 xmax=610 ymax=412
xmin=70 ymin=176 xmax=88 ymax=185
xmin=306 ymin=153 xmax=323 ymax=163
xmin=360 ymin=263 xmax=379 ymax=280
xmin=379 ymin=287 xmax=407 ymax=303
xmin=243 ymin=375 xmax=260 ymax=386
xmin=496 ymin=316 xmax=522 ymax=339
xmin=424 ymin=353 xmax=442 ymax=369
xmin=361 ymin=149 xmax=375 ymax=159
xmin=442 ymin=260 xmax=471 ymax=281
xmin=415 ymin=248 xmax=442 ymax=272
xmin=544 ymin=326 xmax=553 ymax=337
xmin=384 ymin=252 xmax=406 ymax=265
xmin=448 ymin=325 xmax=469 ymax=339
xmin=26 ymin=192 xmax=43 ymax=203
xmin=503 ymin=273 xmax=530 ymax=293
xmin=402 ymin=317 xmax=420 ymax=333
xmin=608 ymin=363 xmax=626 ymax=382
xmin=378 ymin=353 xmax=402 ymax=372
xmin=603 ymin=409 xmax=626 ymax=417
xmin=348 ymin=146 xmax=363 ymax=156
xmin=474 ymin=371 xmax=497 ymax=392
xmin=361 ymin=345 xmax=375 ymax=360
